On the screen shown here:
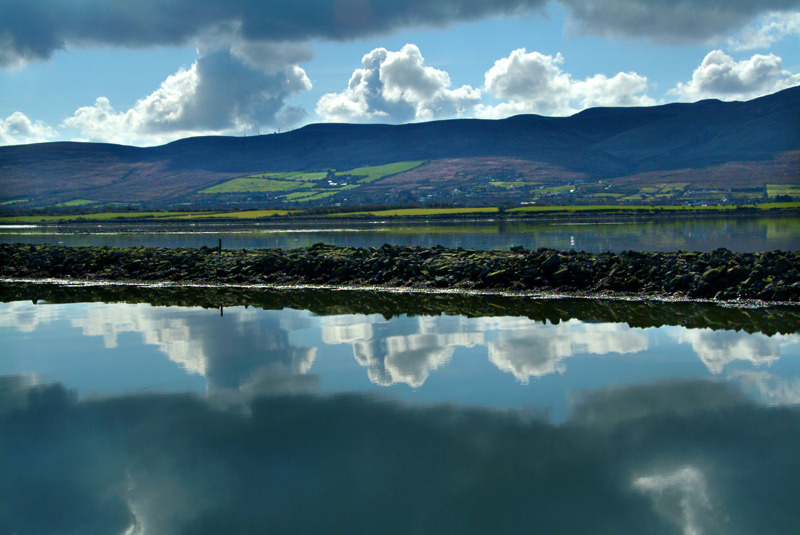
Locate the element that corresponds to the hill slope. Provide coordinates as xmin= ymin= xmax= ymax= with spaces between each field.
xmin=1 ymin=86 xmax=798 ymax=209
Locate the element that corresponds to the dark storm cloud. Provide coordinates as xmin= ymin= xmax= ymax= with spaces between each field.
xmin=4 ymin=0 xmax=796 ymax=67
xmin=561 ymin=0 xmax=800 ymax=42
xmin=2 ymin=377 xmax=799 ymax=534
xmin=0 ymin=0 xmax=548 ymax=66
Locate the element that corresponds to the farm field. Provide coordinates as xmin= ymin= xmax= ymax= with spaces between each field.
xmin=200 ymin=161 xmax=425 ymax=203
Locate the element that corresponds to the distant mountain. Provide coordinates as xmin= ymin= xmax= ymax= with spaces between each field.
xmin=1 ymin=86 xmax=798 ymax=209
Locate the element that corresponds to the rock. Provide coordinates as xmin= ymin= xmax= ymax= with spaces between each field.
xmin=1 ymin=243 xmax=798 ymax=302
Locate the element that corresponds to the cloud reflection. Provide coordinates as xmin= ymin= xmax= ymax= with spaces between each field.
xmin=69 ymin=303 xmax=317 ymax=393
xmin=674 ymin=328 xmax=799 ymax=374
xmin=484 ymin=319 xmax=649 ymax=383
xmin=322 ymin=314 xmax=650 ymax=386
xmin=322 ymin=314 xmax=481 ymax=387
xmin=0 ymin=300 xmax=64 ymax=333
xmin=3 ymin=301 xmax=797 ymax=395
xmin=634 ymin=466 xmax=715 ymax=535
xmin=733 ymin=371 xmax=800 ymax=406
xmin=1 ymin=377 xmax=798 ymax=534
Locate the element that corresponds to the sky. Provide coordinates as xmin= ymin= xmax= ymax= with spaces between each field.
xmin=0 ymin=0 xmax=798 ymax=147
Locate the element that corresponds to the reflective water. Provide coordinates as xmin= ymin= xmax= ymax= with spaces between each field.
xmin=2 ymin=215 xmax=798 ymax=252
xmin=2 ymin=293 xmax=799 ymax=534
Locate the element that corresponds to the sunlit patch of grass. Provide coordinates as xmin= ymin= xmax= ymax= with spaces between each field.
xmin=348 ymin=161 xmax=425 ymax=183
xmin=490 ymin=181 xmax=527 ymax=189
xmin=250 ymin=171 xmax=328 ymax=181
xmin=766 ymin=184 xmax=800 ymax=197
xmin=284 ymin=190 xmax=320 ymax=200
xmin=757 ymin=201 xmax=800 ymax=209
xmin=201 ymin=178 xmax=304 ymax=193
xmin=55 ymin=199 xmax=96 ymax=207
xmin=332 ymin=207 xmax=499 ymax=217
xmin=198 ymin=210 xmax=294 ymax=218
xmin=289 ymin=191 xmax=338 ymax=202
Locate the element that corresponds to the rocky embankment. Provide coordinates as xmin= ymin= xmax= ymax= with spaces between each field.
xmin=1 ymin=243 xmax=799 ymax=302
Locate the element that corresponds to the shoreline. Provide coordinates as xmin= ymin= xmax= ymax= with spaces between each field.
xmin=3 ymin=280 xmax=799 ymax=336
xmin=1 ymin=243 xmax=798 ymax=303
xmin=0 ymin=275 xmax=791 ymax=308
xmin=2 ymin=205 xmax=799 ymax=227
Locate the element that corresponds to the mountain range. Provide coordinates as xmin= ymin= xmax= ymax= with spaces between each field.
xmin=1 ymin=85 xmax=798 ymax=210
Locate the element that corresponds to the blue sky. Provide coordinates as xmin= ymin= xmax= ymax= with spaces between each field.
xmin=0 ymin=1 xmax=798 ymax=146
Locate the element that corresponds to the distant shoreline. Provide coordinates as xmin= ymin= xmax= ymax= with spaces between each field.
xmin=1 ymin=204 xmax=798 ymax=226
xmin=2 ymin=243 xmax=798 ymax=303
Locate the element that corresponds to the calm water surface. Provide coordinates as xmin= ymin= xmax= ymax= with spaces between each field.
xmin=2 ymin=295 xmax=799 ymax=534
xmin=2 ymin=215 xmax=798 ymax=252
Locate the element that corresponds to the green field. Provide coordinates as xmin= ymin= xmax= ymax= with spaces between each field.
xmin=198 ymin=209 xmax=294 ymax=219
xmin=490 ymin=181 xmax=528 ymax=189
xmin=0 ymin=209 xmax=291 ymax=223
xmin=201 ymin=178 xmax=304 ymax=194
xmin=509 ymin=204 xmax=741 ymax=213
xmin=54 ymin=199 xmax=97 ymax=207
xmin=200 ymin=161 xmax=426 ymax=201
xmin=332 ymin=207 xmax=500 ymax=217
xmin=347 ymin=161 xmax=425 ymax=183
xmin=767 ymin=184 xmax=800 ymax=197
xmin=248 ymin=171 xmax=328 ymax=181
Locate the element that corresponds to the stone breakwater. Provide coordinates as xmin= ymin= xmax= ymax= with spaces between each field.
xmin=1 ymin=243 xmax=799 ymax=302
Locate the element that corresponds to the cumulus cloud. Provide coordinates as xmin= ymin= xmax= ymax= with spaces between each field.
xmin=62 ymin=47 xmax=311 ymax=145
xmin=561 ymin=0 xmax=800 ymax=43
xmin=486 ymin=319 xmax=649 ymax=383
xmin=316 ymin=44 xmax=481 ymax=123
xmin=728 ymin=11 xmax=800 ymax=50
xmin=0 ymin=301 xmax=63 ymax=332
xmin=672 ymin=328 xmax=798 ymax=374
xmin=0 ymin=111 xmax=58 ymax=145
xmin=321 ymin=313 xmax=480 ymax=387
xmin=480 ymin=48 xmax=655 ymax=117
xmin=733 ymin=371 xmax=800 ymax=406
xmin=70 ymin=303 xmax=318 ymax=393
xmin=670 ymin=49 xmax=800 ymax=101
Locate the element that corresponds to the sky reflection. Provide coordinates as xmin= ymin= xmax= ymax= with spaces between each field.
xmin=2 ymin=299 xmax=800 ymax=533
xmin=1 ymin=301 xmax=799 ymax=408
xmin=1 ymin=375 xmax=798 ymax=535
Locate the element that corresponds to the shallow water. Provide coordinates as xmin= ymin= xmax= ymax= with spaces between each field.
xmin=2 ymin=215 xmax=798 ymax=252
xmin=2 ymin=293 xmax=799 ymax=533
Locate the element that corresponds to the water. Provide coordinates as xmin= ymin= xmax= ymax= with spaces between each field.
xmin=2 ymin=215 xmax=798 ymax=252
xmin=2 ymin=290 xmax=799 ymax=534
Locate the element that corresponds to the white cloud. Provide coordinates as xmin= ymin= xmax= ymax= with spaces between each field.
xmin=633 ymin=466 xmax=715 ymax=535
xmin=0 ymin=301 xmax=64 ymax=332
xmin=485 ymin=319 xmax=649 ymax=383
xmin=69 ymin=303 xmax=318 ymax=392
xmin=316 ymin=44 xmax=481 ymax=123
xmin=728 ymin=11 xmax=800 ymax=50
xmin=480 ymin=48 xmax=654 ymax=117
xmin=321 ymin=313 xmax=481 ymax=388
xmin=673 ymin=328 xmax=799 ymax=374
xmin=733 ymin=371 xmax=800 ymax=406
xmin=62 ymin=47 xmax=311 ymax=146
xmin=0 ymin=111 xmax=58 ymax=145
xmin=670 ymin=50 xmax=800 ymax=101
